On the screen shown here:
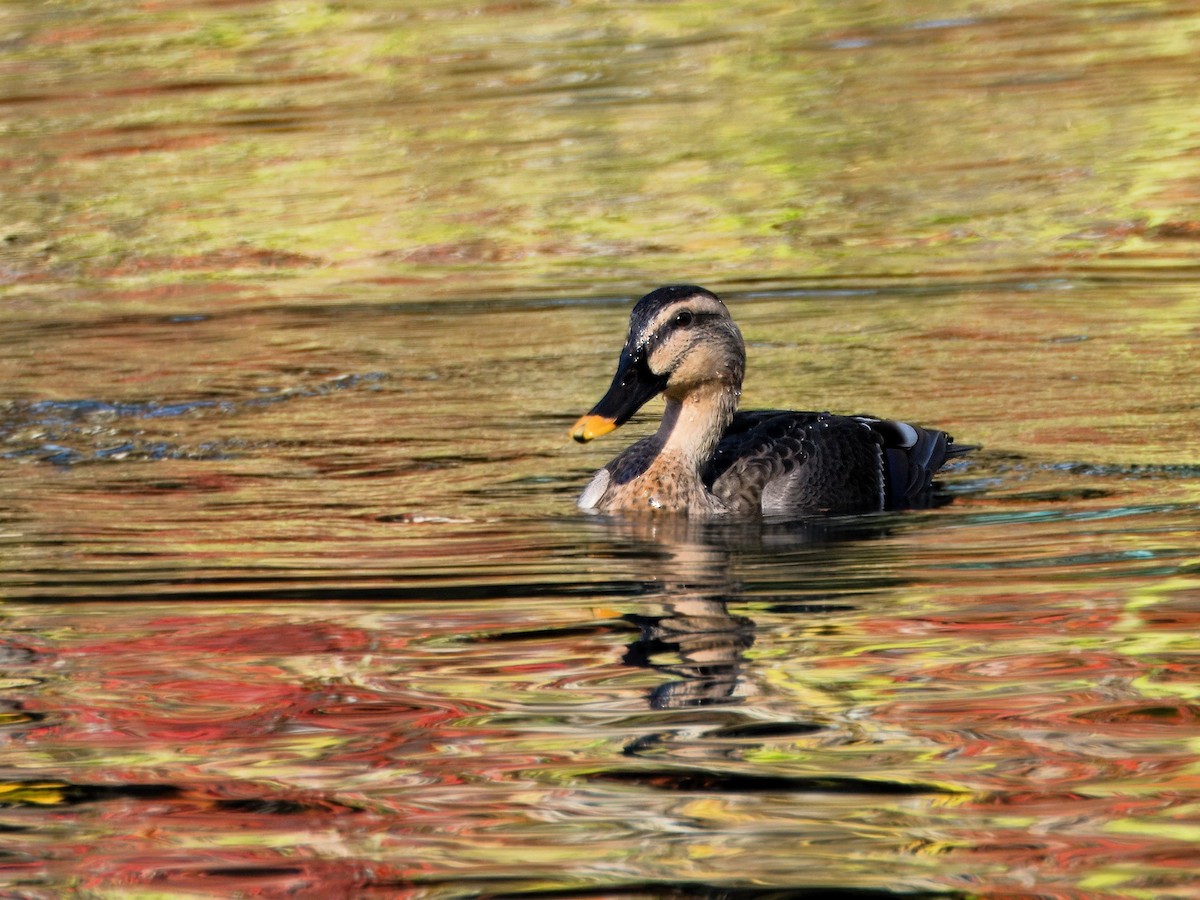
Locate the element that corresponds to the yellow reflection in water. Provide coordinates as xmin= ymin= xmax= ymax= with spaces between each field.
xmin=2 ymin=2 xmax=1200 ymax=300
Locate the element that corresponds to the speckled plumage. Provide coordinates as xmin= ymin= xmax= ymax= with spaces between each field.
xmin=571 ymin=286 xmax=972 ymax=516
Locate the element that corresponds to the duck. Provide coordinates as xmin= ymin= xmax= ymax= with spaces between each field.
xmin=570 ymin=285 xmax=973 ymax=516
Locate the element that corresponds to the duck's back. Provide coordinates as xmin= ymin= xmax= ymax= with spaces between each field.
xmin=704 ymin=411 xmax=966 ymax=515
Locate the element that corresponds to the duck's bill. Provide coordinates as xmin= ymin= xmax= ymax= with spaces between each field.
xmin=570 ymin=350 xmax=666 ymax=443
xmin=570 ymin=414 xmax=617 ymax=442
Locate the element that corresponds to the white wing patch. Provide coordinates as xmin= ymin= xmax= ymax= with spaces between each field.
xmin=894 ymin=421 xmax=919 ymax=448
xmin=577 ymin=469 xmax=611 ymax=510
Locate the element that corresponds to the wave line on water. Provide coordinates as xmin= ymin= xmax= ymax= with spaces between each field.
xmin=0 ymin=372 xmax=388 ymax=466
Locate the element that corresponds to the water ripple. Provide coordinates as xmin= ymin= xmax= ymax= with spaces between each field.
xmin=0 ymin=373 xmax=387 ymax=465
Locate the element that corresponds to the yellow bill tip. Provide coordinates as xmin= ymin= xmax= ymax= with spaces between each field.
xmin=570 ymin=414 xmax=617 ymax=443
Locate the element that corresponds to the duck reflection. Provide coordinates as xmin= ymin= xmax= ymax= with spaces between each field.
xmin=584 ymin=514 xmax=897 ymax=714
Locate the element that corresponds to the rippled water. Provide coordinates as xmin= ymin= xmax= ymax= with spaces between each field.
xmin=2 ymin=1 xmax=1200 ymax=898
xmin=2 ymin=283 xmax=1196 ymax=897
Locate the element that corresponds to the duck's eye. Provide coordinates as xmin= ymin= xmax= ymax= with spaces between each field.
xmin=672 ymin=310 xmax=694 ymax=327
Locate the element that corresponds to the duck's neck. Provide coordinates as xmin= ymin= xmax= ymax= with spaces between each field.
xmin=655 ymin=382 xmax=740 ymax=471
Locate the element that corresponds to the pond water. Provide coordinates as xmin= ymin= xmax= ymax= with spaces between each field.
xmin=2 ymin=2 xmax=1199 ymax=898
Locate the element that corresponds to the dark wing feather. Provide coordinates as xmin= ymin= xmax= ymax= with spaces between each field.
xmin=856 ymin=416 xmax=972 ymax=510
xmin=705 ymin=411 xmax=972 ymax=516
xmin=704 ymin=411 xmax=820 ymax=515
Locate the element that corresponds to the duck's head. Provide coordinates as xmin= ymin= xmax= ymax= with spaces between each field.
xmin=571 ymin=285 xmax=745 ymax=442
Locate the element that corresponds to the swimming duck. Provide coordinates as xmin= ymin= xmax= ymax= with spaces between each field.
xmin=570 ymin=285 xmax=972 ymax=516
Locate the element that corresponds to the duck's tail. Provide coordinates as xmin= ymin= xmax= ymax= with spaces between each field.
xmin=864 ymin=417 xmax=976 ymax=509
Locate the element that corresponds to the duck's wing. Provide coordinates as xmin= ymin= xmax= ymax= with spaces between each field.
xmin=704 ymin=411 xmax=822 ymax=515
xmin=705 ymin=411 xmax=970 ymax=515
xmin=855 ymin=415 xmax=972 ymax=510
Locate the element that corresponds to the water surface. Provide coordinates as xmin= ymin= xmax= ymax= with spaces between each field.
xmin=1 ymin=2 xmax=1199 ymax=898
